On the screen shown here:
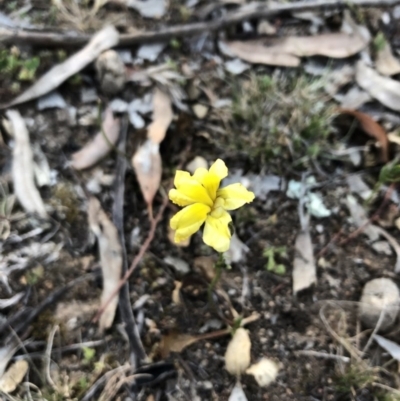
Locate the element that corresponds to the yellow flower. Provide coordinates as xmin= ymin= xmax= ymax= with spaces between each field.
xmin=169 ymin=159 xmax=255 ymax=252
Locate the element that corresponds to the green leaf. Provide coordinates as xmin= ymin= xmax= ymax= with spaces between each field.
xmin=82 ymin=347 xmax=95 ymax=362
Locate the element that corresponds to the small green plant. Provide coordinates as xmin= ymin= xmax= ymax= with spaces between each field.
xmin=0 ymin=49 xmax=40 ymax=81
xmin=373 ymin=32 xmax=387 ymax=52
xmin=365 ymin=158 xmax=400 ymax=205
xmin=263 ymin=246 xmax=287 ymax=275
xmin=82 ymin=347 xmax=96 ymax=364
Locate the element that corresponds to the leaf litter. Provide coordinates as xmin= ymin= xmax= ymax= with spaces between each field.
xmin=88 ymin=197 xmax=122 ymax=331
xmin=3 ymin=25 xmax=119 ymax=108
xmin=5 ymin=2 xmax=400 ymax=400
xmin=132 ymin=88 xmax=173 ymax=208
xmin=71 ymin=106 xmax=120 ymax=170
xmin=7 ymin=110 xmax=47 ymax=218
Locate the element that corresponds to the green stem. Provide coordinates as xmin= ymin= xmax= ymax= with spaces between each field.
xmin=208 ymin=253 xmax=225 ymax=305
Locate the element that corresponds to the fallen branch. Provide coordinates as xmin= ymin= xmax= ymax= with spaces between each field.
xmin=1 ymin=0 xmax=399 ymax=47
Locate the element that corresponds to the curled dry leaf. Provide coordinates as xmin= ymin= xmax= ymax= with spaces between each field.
xmin=7 ymin=110 xmax=47 ymax=218
xmin=375 ymin=41 xmax=400 ymax=76
xmin=71 ymin=107 xmax=120 ymax=170
xmin=225 ymin=328 xmax=251 ymax=377
xmin=0 ymin=360 xmax=28 ymax=393
xmin=4 ymin=26 xmax=119 ymax=108
xmin=147 ymin=88 xmax=173 ymax=144
xmin=293 ymin=229 xmax=316 ymax=294
xmin=245 ymin=358 xmax=279 ymax=387
xmin=338 ymin=108 xmax=389 ymax=162
xmin=88 ymin=197 xmax=122 ymax=331
xmin=132 ymin=139 xmax=161 ymax=206
xmin=132 ymin=88 xmax=172 ymax=206
xmin=356 ymin=61 xmax=400 ymax=112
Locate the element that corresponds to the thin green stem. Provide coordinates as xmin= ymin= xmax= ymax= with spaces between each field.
xmin=208 ymin=253 xmax=226 ymax=305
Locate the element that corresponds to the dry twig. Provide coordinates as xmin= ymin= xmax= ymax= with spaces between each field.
xmin=0 ymin=0 xmax=399 ymax=47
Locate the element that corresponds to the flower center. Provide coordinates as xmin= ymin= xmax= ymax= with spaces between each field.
xmin=210 ymin=197 xmax=225 ymax=218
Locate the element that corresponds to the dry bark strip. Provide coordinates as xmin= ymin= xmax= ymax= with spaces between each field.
xmin=0 ymin=0 xmax=398 ymax=47
xmin=7 ymin=110 xmax=47 ymax=218
xmin=111 ymin=116 xmax=147 ymax=367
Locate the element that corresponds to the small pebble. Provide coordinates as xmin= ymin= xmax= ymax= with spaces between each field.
xmin=359 ymin=278 xmax=400 ymax=331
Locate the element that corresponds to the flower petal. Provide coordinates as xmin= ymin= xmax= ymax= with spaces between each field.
xmin=171 ymin=203 xmax=210 ymax=243
xmin=209 ymin=159 xmax=228 ymax=181
xmin=203 ymin=214 xmax=231 ymax=252
xmin=217 ymin=183 xmax=255 ymax=210
xmin=169 ymin=179 xmax=213 ymax=207
xmin=174 ymin=170 xmax=191 ymax=188
xmin=192 ymin=159 xmax=228 ymax=200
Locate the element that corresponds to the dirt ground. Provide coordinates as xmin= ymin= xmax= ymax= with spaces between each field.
xmin=2 ymin=1 xmax=400 ymax=401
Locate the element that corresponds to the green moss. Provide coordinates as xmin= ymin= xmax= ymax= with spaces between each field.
xmin=51 ymin=183 xmax=80 ymax=224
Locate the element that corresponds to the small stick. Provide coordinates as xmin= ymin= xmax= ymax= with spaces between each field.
xmin=296 ymin=350 xmax=350 ymax=363
xmin=1 ymin=0 xmax=399 ymax=47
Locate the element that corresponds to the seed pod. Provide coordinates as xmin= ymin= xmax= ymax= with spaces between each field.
xmin=225 ymin=328 xmax=251 ymax=377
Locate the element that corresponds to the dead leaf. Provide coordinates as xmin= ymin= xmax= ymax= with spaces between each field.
xmin=356 ymin=60 xmax=400 ymax=112
xmin=338 ymin=108 xmax=389 ymax=162
xmin=4 ymin=26 xmax=119 ymax=108
xmin=7 ymin=110 xmax=47 ymax=218
xmin=282 ymin=33 xmax=368 ymax=58
xmin=132 ymin=139 xmax=161 ymax=206
xmin=147 ymin=88 xmax=173 ymax=143
xmin=376 ymin=42 xmax=400 ymax=76
xmin=0 ymin=360 xmax=28 ymax=393
xmin=71 ymin=107 xmax=120 ymax=170
xmin=225 ymin=328 xmax=251 ymax=377
xmin=88 ymin=197 xmax=122 ymax=331
xmin=374 ymin=335 xmax=400 ymax=360
xmin=222 ymin=40 xmax=300 ymax=67
xmin=245 ymin=358 xmax=279 ymax=387
xmin=293 ymin=229 xmax=316 ymax=294
xmin=132 ymin=88 xmax=172 ymax=206
xmin=223 ymin=29 xmax=368 ymax=67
